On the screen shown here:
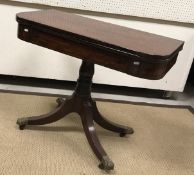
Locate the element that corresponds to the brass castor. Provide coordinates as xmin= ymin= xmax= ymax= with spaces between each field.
xmin=119 ymin=127 xmax=134 ymax=137
xmin=98 ymin=156 xmax=114 ymax=171
xmin=16 ymin=118 xmax=28 ymax=130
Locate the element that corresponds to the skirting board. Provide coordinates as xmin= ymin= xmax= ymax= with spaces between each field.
xmin=0 ymin=74 xmax=166 ymax=99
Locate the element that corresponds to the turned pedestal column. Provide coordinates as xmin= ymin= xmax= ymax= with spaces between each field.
xmin=17 ymin=61 xmax=134 ymax=170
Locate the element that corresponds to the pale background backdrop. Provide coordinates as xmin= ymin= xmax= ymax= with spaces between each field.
xmin=0 ymin=0 xmax=194 ymax=92
xmin=10 ymin=0 xmax=194 ymax=23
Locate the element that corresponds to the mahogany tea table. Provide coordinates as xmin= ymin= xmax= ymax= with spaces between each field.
xmin=16 ymin=10 xmax=184 ymax=171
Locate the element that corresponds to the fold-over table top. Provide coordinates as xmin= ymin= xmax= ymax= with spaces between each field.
xmin=16 ymin=9 xmax=183 ymax=59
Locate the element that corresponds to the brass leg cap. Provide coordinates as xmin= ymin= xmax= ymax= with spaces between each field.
xmin=98 ymin=156 xmax=114 ymax=171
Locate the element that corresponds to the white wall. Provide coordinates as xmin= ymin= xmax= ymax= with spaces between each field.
xmin=0 ymin=1 xmax=194 ymax=92
xmin=10 ymin=0 xmax=194 ymax=24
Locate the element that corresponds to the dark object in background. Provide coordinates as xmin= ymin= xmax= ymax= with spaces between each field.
xmin=188 ymin=61 xmax=194 ymax=85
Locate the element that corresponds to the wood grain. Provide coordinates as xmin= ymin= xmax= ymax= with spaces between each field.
xmin=16 ymin=10 xmax=184 ymax=79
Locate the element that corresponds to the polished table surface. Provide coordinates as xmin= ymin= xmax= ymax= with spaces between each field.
xmin=16 ymin=9 xmax=184 ymax=80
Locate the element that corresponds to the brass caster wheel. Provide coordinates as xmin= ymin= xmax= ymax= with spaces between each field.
xmin=98 ymin=156 xmax=114 ymax=171
xmin=119 ymin=127 xmax=134 ymax=137
xmin=17 ymin=118 xmax=29 ymax=130
xmin=56 ymin=98 xmax=65 ymax=106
